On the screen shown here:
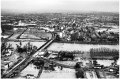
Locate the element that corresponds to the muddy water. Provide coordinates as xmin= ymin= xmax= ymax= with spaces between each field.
xmin=47 ymin=42 xmax=119 ymax=52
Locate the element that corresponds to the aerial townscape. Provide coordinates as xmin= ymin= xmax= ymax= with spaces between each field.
xmin=1 ymin=0 xmax=119 ymax=79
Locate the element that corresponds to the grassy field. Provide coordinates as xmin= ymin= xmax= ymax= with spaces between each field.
xmin=20 ymin=28 xmax=52 ymax=40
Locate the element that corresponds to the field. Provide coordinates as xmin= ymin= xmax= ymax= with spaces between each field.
xmin=8 ymin=28 xmax=27 ymax=40
xmin=20 ymin=64 xmax=39 ymax=77
xmin=41 ymin=68 xmax=76 ymax=79
xmin=20 ymin=28 xmax=52 ymax=40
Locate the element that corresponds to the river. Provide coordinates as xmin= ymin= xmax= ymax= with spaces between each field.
xmin=7 ymin=42 xmax=119 ymax=52
xmin=47 ymin=42 xmax=119 ymax=52
xmin=13 ymin=42 xmax=118 ymax=78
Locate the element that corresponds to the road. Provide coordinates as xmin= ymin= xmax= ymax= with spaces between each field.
xmin=2 ymin=33 xmax=56 ymax=78
xmin=2 ymin=32 xmax=100 ymax=79
xmin=8 ymin=28 xmax=28 ymax=41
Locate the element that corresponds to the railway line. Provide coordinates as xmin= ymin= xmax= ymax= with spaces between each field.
xmin=2 ymin=32 xmax=101 ymax=79
xmin=2 ymin=33 xmax=56 ymax=78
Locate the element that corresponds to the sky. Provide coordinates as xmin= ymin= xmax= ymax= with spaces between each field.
xmin=1 ymin=0 xmax=119 ymax=13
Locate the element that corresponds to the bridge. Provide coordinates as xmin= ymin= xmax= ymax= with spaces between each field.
xmin=2 ymin=34 xmax=56 ymax=78
xmin=2 ymin=32 xmax=100 ymax=78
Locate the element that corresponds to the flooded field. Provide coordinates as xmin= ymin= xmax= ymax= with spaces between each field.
xmin=17 ymin=63 xmax=76 ymax=79
xmin=8 ymin=28 xmax=26 ymax=40
xmin=47 ymin=42 xmax=119 ymax=52
xmin=20 ymin=64 xmax=39 ymax=77
xmin=96 ymin=60 xmax=114 ymax=66
xmin=9 ymin=34 xmax=20 ymax=40
xmin=41 ymin=68 xmax=76 ymax=79
xmin=4 ymin=42 xmax=118 ymax=79
xmin=20 ymin=28 xmax=52 ymax=39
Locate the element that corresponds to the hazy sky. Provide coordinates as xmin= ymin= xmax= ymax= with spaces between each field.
xmin=1 ymin=0 xmax=119 ymax=13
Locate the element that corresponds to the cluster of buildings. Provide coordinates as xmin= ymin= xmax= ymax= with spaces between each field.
xmin=1 ymin=13 xmax=119 ymax=43
xmin=1 ymin=13 xmax=119 ymax=78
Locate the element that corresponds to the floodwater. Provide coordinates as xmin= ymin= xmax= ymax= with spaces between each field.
xmin=97 ymin=60 xmax=114 ymax=66
xmin=18 ymin=64 xmax=76 ymax=79
xmin=15 ymin=63 xmax=39 ymax=79
xmin=5 ymin=42 xmax=118 ymax=78
xmin=6 ymin=41 xmax=119 ymax=53
xmin=47 ymin=42 xmax=119 ymax=52
xmin=46 ymin=42 xmax=118 ymax=68
xmin=41 ymin=68 xmax=76 ymax=79
xmin=20 ymin=64 xmax=39 ymax=77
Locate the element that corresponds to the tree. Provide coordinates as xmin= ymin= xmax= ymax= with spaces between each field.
xmin=1 ymin=25 xmax=13 ymax=33
xmin=1 ymin=42 xmax=13 ymax=56
xmin=71 ymin=32 xmax=79 ymax=41
xmin=32 ymin=58 xmax=44 ymax=69
xmin=55 ymin=35 xmax=60 ymax=41
xmin=16 ymin=42 xmax=27 ymax=54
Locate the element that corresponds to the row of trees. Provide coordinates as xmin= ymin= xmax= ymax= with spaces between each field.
xmin=1 ymin=42 xmax=38 ymax=57
xmin=48 ymin=51 xmax=86 ymax=61
xmin=1 ymin=42 xmax=13 ymax=56
xmin=49 ymin=48 xmax=119 ymax=60
xmin=90 ymin=48 xmax=119 ymax=59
